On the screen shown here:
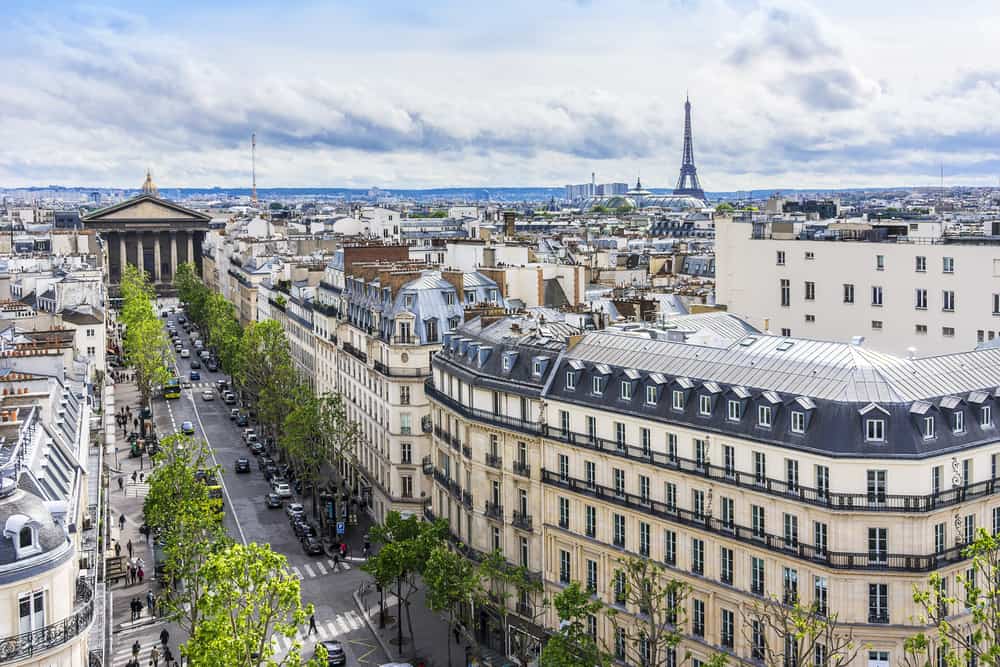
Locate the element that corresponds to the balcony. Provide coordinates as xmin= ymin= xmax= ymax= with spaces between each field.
xmin=462 ymin=445 xmax=471 ymax=459
xmin=485 ymin=453 xmax=503 ymax=469
xmin=426 ymin=380 xmax=541 ymax=436
xmin=541 ymin=470 xmax=970 ymax=573
xmin=449 ymin=435 xmax=461 ymax=453
xmin=512 ymin=511 xmax=533 ymax=531
xmin=343 ymin=342 xmax=367 ymax=363
xmin=541 ymin=426 xmax=999 ymax=514
xmin=484 ymin=501 xmax=504 ymax=521
xmin=515 ymin=601 xmax=534 ymax=618
xmin=0 ymin=578 xmax=94 ymax=665
xmin=462 ymin=490 xmax=473 ymax=509
xmin=373 ymin=359 xmax=431 ymax=377
xmin=512 ymin=460 xmax=531 ymax=478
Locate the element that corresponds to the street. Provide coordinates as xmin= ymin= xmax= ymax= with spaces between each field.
xmin=108 ymin=311 xmax=388 ymax=667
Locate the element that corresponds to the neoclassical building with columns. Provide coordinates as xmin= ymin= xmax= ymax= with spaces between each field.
xmin=82 ymin=172 xmax=211 ymax=291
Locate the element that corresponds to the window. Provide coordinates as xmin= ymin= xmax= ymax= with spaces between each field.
xmin=613 ymin=514 xmax=625 ymax=547
xmin=872 ymin=320 xmax=884 ymax=330
xmin=665 ymin=482 xmax=677 ymax=511
xmin=693 ymin=489 xmax=705 ymax=519
xmin=698 ymin=395 xmax=711 ymax=415
xmin=565 ymin=372 xmax=575 ymax=390
xmin=400 ymin=475 xmax=413 ymax=498
xmin=694 ymin=439 xmax=707 ymax=468
xmin=867 ymin=470 xmax=887 ymax=504
xmin=558 ymin=454 xmax=569 ymax=481
xmin=664 ymin=530 xmax=676 ymax=565
xmin=870 ymin=651 xmax=890 ymax=667
xmin=399 ymin=414 xmax=411 ymax=435
xmin=639 ymin=522 xmax=650 ymax=557
xmin=776 ymin=250 xmax=785 ymax=265
xmin=994 ymin=293 xmax=1000 ymax=315
xmin=614 ymin=628 xmax=626 ymax=660
xmin=791 ymin=410 xmax=805 ymax=433
xmin=614 ymin=570 xmax=626 ymax=604
xmin=876 ymin=254 xmax=885 ymax=270
xmin=640 ymin=428 xmax=651 ymax=456
xmin=983 ymin=406 xmax=992 ymax=428
xmin=805 ymin=281 xmax=815 ymax=300
xmin=752 ymin=505 xmax=766 ymax=539
xmin=639 ymin=474 xmax=649 ymax=501
xmin=843 ymin=283 xmax=855 ymax=303
xmin=645 ymin=385 xmax=656 ymax=405
xmin=400 ymin=443 xmax=412 ymax=464
xmin=935 ymin=523 xmax=946 ymax=553
xmin=752 ymin=620 xmax=765 ymax=661
xmin=751 ymin=556 xmax=765 ymax=595
xmin=915 ymin=288 xmax=928 ymax=309
xmin=783 ymin=513 xmax=798 ymax=548
xmin=869 ymin=584 xmax=889 ymax=623
xmin=613 ymin=468 xmax=625 ymax=496
xmin=916 ymin=255 xmax=927 ymax=272
xmin=86 ymin=346 xmax=95 ymax=355
xmin=915 ymin=324 xmax=927 ymax=336
xmin=924 ymin=416 xmax=936 ymax=439
xmin=780 ymin=279 xmax=790 ymax=307
xmin=758 ymin=405 xmax=772 ymax=427
xmin=667 ymin=433 xmax=677 ymax=462
xmin=585 ymin=505 xmax=596 ymax=537
xmin=585 ymin=461 xmax=596 ymax=487
xmin=672 ymin=390 xmax=684 ymax=410
xmin=954 ymin=410 xmax=966 ymax=434
xmin=943 ymin=256 xmax=955 ymax=273
xmin=965 ymin=514 xmax=975 ymax=544
xmin=18 ymin=591 xmax=45 ymax=635
xmin=586 ymin=416 xmax=597 ymax=441
xmin=814 ymin=576 xmax=829 ymax=616
xmin=868 ymin=527 xmax=888 ymax=563
xmin=558 ymin=497 xmax=569 ymax=528
xmin=786 ymin=459 xmax=799 ymax=492
xmin=805 ymin=314 xmax=816 ymax=323
xmin=816 ymin=465 xmax=830 ymax=499
xmin=493 ymin=392 xmax=502 ymax=415
xmin=783 ymin=566 xmax=799 ymax=604
xmin=559 ymin=549 xmax=570 ymax=584
xmin=865 ymin=419 xmax=885 ymax=442
xmin=871 ymin=286 xmax=883 ymax=306
xmin=805 ymin=251 xmax=815 ymax=260
xmin=814 ymin=521 xmax=828 ymax=556
xmin=727 ymin=400 xmax=741 ymax=421
xmin=720 ymin=608 xmax=734 ymax=649
xmin=614 ymin=422 xmax=625 ymax=450
xmin=723 ymin=445 xmax=735 ymax=478
xmin=560 ymin=410 xmax=570 ymax=435
xmin=754 ymin=451 xmax=767 ymax=484
xmin=620 ymin=381 xmax=631 ymax=400
xmin=943 ymin=327 xmax=956 ymax=337
xmin=692 ymin=598 xmax=705 ymax=637
xmin=520 ymin=537 xmax=528 ymax=567
xmin=591 ymin=376 xmax=602 ymax=394
xmin=943 ymin=290 xmax=956 ymax=312
xmin=586 ymin=559 xmax=597 ymax=593
xmin=781 ymin=328 xmax=792 ymax=336
xmin=720 ymin=547 xmax=734 ymax=584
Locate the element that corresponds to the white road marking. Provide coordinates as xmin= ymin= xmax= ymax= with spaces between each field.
xmin=315 ymin=561 xmax=327 ymax=576
xmin=303 ymin=564 xmax=315 ymax=578
xmin=291 ymin=566 xmax=303 ymax=579
xmin=325 ymin=620 xmax=338 ymax=637
xmin=326 ymin=559 xmax=336 ymax=570
xmin=335 ymin=615 xmax=351 ymax=634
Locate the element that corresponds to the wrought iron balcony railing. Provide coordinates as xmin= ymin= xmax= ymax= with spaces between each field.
xmin=0 ymin=578 xmax=94 ymax=665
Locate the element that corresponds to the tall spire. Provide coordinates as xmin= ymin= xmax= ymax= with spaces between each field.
xmin=673 ymin=96 xmax=705 ymax=200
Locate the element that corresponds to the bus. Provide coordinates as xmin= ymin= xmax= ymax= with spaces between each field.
xmin=162 ymin=377 xmax=182 ymax=400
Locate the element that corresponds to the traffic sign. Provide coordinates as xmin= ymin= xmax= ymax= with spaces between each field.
xmin=336 ymin=521 xmax=345 ymax=535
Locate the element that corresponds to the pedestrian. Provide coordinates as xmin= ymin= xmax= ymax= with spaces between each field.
xmin=454 ymin=626 xmax=460 ymax=644
xmin=130 ymin=598 xmax=138 ymax=621
xmin=150 ymin=645 xmax=161 ymax=667
xmin=160 ymin=628 xmax=170 ymax=647
xmin=132 ymin=640 xmax=141 ymax=659
xmin=339 ymin=541 xmax=347 ymax=559
xmin=135 ymin=597 xmax=142 ymax=619
xmin=127 ymin=539 xmax=134 ymax=559
xmin=114 ymin=541 xmax=121 ymax=558
xmin=147 ymin=590 xmax=155 ymax=614
xmin=139 ymin=472 xmax=145 ymax=483
xmin=332 ymin=552 xmax=340 ymax=572
xmin=119 ymin=513 xmax=126 ymax=531
xmin=308 ymin=613 xmax=317 ymax=635
xmin=131 ymin=470 xmax=138 ymax=484
xmin=129 ymin=564 xmax=136 ymax=585
xmin=137 ymin=565 xmax=144 ymax=584
xmin=163 ymin=646 xmax=173 ymax=666
xmin=118 ymin=476 xmax=124 ymax=493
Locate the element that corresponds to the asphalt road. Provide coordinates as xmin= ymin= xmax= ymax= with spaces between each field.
xmin=153 ymin=313 xmax=388 ymax=666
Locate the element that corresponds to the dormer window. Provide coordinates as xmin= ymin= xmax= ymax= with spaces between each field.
xmin=566 ymin=372 xmax=576 ymax=390
xmin=533 ymin=360 xmax=542 ymax=376
xmin=404 ymin=295 xmax=415 ymax=309
xmin=953 ymin=411 xmax=966 ymax=434
xmin=727 ymin=400 xmax=741 ymax=421
xmin=621 ymin=381 xmax=632 ymax=400
xmin=5 ymin=515 xmax=41 ymax=559
xmin=672 ymin=390 xmax=684 ymax=410
xmin=982 ymin=406 xmax=993 ymax=428
xmin=646 ymin=386 xmax=657 ymax=405
xmin=592 ymin=377 xmax=602 ymax=395
xmin=488 ymin=289 xmax=498 ymax=303
xmin=19 ymin=526 xmax=33 ymax=549
xmin=923 ymin=416 xmax=935 ymax=439
xmin=502 ymin=356 xmax=511 ymax=371
xmin=465 ymin=290 xmax=476 ymax=304
xmin=444 ymin=291 xmax=456 ymax=306
xmin=699 ymin=395 xmax=711 ymax=416
xmin=758 ymin=405 xmax=772 ymax=428
xmin=866 ymin=419 xmax=885 ymax=442
xmin=790 ymin=411 xmax=805 ymax=433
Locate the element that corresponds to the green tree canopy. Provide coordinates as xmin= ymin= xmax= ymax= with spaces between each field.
xmin=424 ymin=544 xmax=477 ymax=667
xmin=539 ymin=582 xmax=611 ymax=667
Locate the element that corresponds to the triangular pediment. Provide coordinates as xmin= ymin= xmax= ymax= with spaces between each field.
xmin=83 ymin=194 xmax=211 ymax=223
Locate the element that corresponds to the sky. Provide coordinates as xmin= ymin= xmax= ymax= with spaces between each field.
xmin=2 ymin=0 xmax=1000 ymax=191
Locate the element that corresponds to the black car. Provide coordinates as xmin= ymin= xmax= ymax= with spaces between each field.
xmin=314 ymin=640 xmax=346 ymax=667
xmin=265 ymin=492 xmax=283 ymax=508
xmin=236 ymin=414 xmax=249 ymax=427
xmin=190 ymin=358 xmax=201 ymax=369
xmin=234 ymin=457 xmax=251 ymax=474
xmin=206 ymin=360 xmax=219 ymax=372
xmin=301 ymin=535 xmax=324 ymax=556
xmin=292 ymin=519 xmax=317 ymax=539
xmin=258 ymin=455 xmax=274 ymax=471
xmin=263 ymin=463 xmax=280 ymax=480
xmin=248 ymin=440 xmax=265 ymax=455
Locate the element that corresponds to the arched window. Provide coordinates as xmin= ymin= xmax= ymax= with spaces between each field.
xmin=18 ymin=526 xmax=32 ymax=549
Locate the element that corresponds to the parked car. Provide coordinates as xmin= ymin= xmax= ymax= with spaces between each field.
xmin=180 ymin=349 xmax=190 ymax=358
xmin=223 ymin=392 xmax=237 ymax=405
xmin=190 ymin=358 xmax=201 ymax=369
xmin=313 ymin=640 xmax=347 ymax=667
xmin=174 ymin=343 xmax=182 ymax=352
xmin=245 ymin=434 xmax=259 ymax=447
xmin=248 ymin=440 xmax=265 ymax=455
xmin=263 ymin=464 xmax=280 ymax=481
xmin=236 ymin=414 xmax=249 ymax=427
xmin=257 ymin=455 xmax=274 ymax=471
xmin=229 ymin=408 xmax=240 ymax=420
xmin=265 ymin=492 xmax=283 ymax=508
xmin=206 ymin=359 xmax=219 ymax=372
xmin=301 ymin=535 xmax=324 ymax=556
xmin=180 ymin=421 xmax=195 ymax=435
xmin=242 ymin=428 xmax=256 ymax=442
xmin=285 ymin=503 xmax=305 ymax=520
xmin=234 ymin=457 xmax=251 ymax=473
xmin=201 ymin=390 xmax=214 ymax=401
xmin=292 ymin=518 xmax=317 ymax=539
xmin=199 ymin=350 xmax=211 ymax=360
xmin=177 ymin=315 xmax=186 ymax=324
xmin=190 ymin=371 xmax=201 ymax=381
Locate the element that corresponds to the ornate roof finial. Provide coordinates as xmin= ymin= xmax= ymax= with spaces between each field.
xmin=141 ymin=169 xmax=158 ymax=196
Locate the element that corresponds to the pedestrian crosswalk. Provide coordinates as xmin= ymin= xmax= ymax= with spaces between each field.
xmin=289 ymin=559 xmax=351 ymax=581
xmin=110 ymin=637 xmax=170 ymax=667
xmin=271 ymin=610 xmax=365 ymax=657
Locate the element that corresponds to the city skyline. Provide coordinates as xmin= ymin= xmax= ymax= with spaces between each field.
xmin=2 ymin=0 xmax=1000 ymax=190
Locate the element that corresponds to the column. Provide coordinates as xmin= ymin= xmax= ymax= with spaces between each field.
xmin=153 ymin=234 xmax=162 ymax=283
xmin=137 ymin=233 xmax=145 ymax=276
xmin=187 ymin=233 xmax=194 ymax=268
xmin=170 ymin=232 xmax=178 ymax=277
xmin=118 ymin=234 xmax=126 ymax=279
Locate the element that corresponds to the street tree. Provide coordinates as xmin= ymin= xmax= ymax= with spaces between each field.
xmin=143 ymin=433 xmax=216 ymax=532
xmin=424 ymin=544 xmax=477 ymax=667
xmin=124 ymin=315 xmax=171 ymax=408
xmin=904 ymin=529 xmax=1000 ymax=667
xmin=174 ymin=262 xmax=210 ymax=325
xmin=740 ymin=598 xmax=860 ymax=667
xmin=282 ymin=388 xmax=328 ymax=518
xmin=538 ymin=582 xmax=611 ymax=667
xmin=236 ymin=320 xmax=298 ymax=442
xmin=204 ymin=291 xmax=243 ymax=374
xmin=185 ymin=542 xmax=322 ymax=667
xmin=476 ymin=550 xmax=547 ymax=666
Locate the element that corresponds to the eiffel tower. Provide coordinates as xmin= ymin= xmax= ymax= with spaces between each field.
xmin=673 ymin=95 xmax=706 ymax=200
